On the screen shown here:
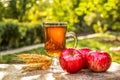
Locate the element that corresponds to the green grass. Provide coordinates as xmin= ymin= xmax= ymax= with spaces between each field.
xmin=0 ymin=47 xmax=47 ymax=63
xmin=0 ymin=31 xmax=120 ymax=64
xmin=67 ymin=32 xmax=120 ymax=63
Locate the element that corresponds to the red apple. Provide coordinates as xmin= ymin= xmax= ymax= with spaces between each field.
xmin=59 ymin=48 xmax=83 ymax=73
xmin=78 ymin=47 xmax=91 ymax=69
xmin=87 ymin=50 xmax=112 ymax=72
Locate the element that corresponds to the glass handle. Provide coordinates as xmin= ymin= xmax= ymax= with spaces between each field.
xmin=66 ymin=32 xmax=78 ymax=48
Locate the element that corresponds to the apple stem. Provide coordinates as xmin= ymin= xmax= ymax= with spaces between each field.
xmin=70 ymin=53 xmax=75 ymax=56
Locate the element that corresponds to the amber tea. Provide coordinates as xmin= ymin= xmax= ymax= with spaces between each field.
xmin=44 ymin=23 xmax=67 ymax=57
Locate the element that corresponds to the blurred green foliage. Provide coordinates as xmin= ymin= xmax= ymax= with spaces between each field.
xmin=0 ymin=0 xmax=120 ymax=50
xmin=0 ymin=20 xmax=44 ymax=51
xmin=0 ymin=0 xmax=119 ymax=32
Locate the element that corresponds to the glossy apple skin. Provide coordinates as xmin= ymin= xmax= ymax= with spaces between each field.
xmin=78 ymin=47 xmax=91 ymax=69
xmin=59 ymin=48 xmax=83 ymax=73
xmin=87 ymin=50 xmax=112 ymax=72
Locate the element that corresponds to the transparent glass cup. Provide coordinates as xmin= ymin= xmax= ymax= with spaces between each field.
xmin=43 ymin=22 xmax=78 ymax=73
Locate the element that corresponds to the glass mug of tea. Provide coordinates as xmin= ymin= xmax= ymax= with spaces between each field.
xmin=43 ymin=22 xmax=78 ymax=72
